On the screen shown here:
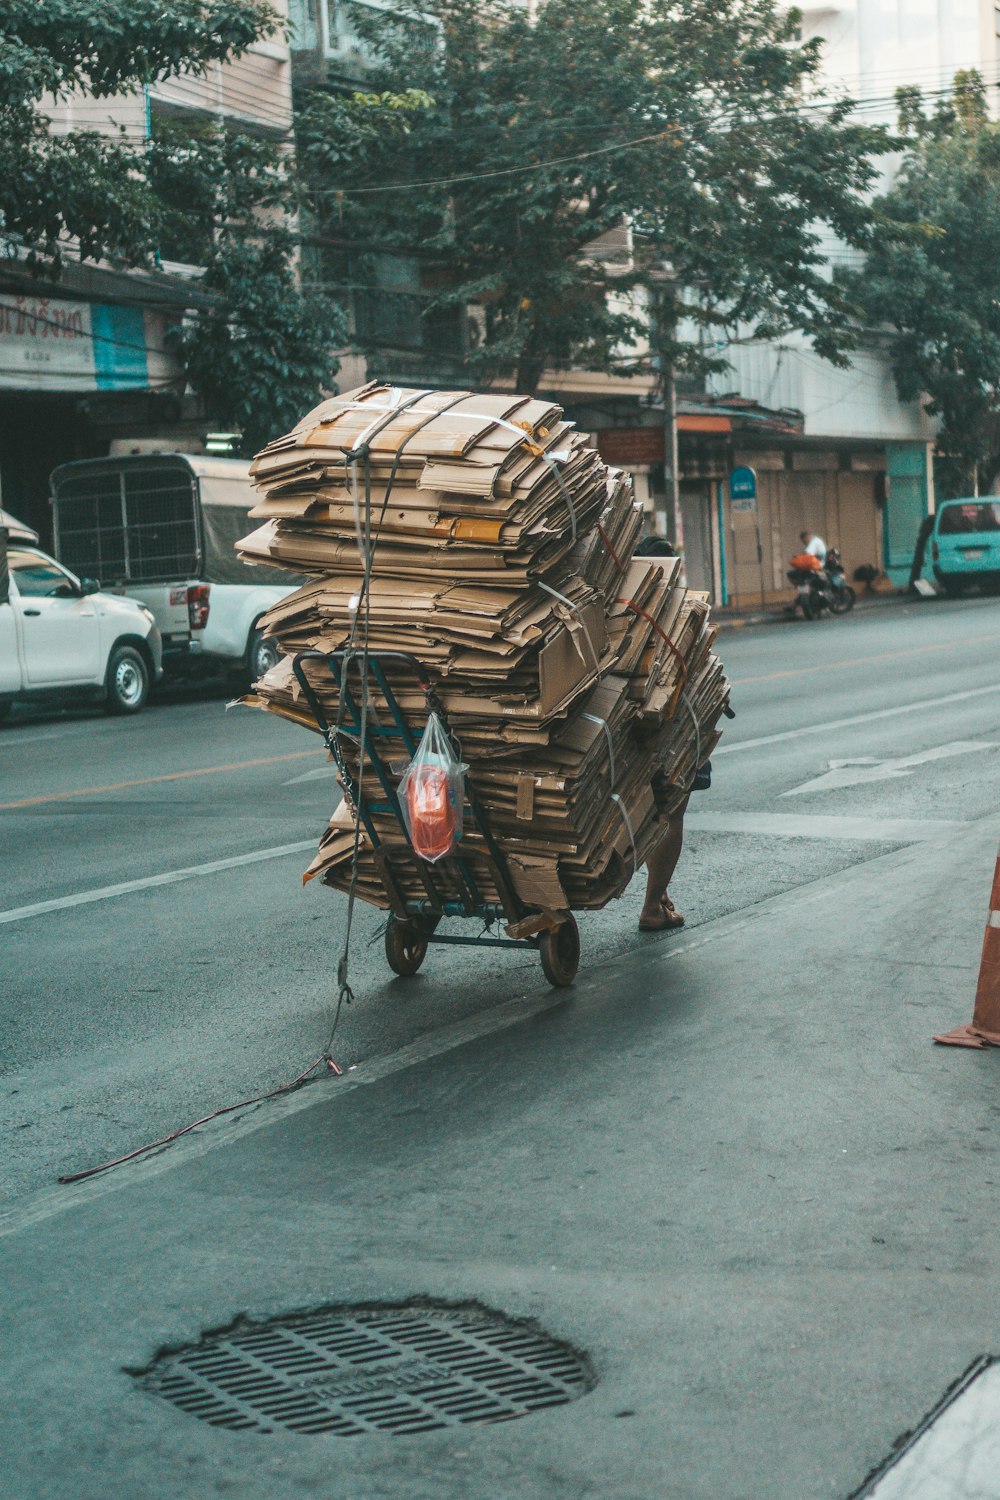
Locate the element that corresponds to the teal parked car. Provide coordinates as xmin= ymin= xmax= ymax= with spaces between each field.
xmin=931 ymin=498 xmax=1000 ymax=594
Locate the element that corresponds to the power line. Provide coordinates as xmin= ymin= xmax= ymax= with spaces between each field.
xmin=304 ymin=127 xmax=679 ymax=196
xmin=304 ymin=74 xmax=1000 ymax=201
xmin=0 ymin=298 xmax=180 ymax=360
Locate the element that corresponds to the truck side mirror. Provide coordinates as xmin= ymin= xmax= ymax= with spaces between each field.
xmin=0 ymin=528 xmax=8 ymax=607
xmin=78 ymin=578 xmax=100 ymax=596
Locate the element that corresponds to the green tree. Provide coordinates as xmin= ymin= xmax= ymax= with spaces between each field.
xmin=0 ymin=0 xmax=343 ymax=452
xmin=0 ymin=0 xmax=277 ymax=264
xmin=297 ymin=0 xmax=890 ymax=394
xmin=149 ymin=117 xmax=345 ymax=456
xmin=859 ymin=73 xmax=1000 ymax=494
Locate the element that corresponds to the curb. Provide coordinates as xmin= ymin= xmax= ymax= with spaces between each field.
xmin=715 ymin=592 xmax=907 ymax=632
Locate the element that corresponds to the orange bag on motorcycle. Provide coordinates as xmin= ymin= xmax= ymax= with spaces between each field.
xmin=790 ymin=552 xmax=821 ymax=571
xmin=399 ymin=713 xmax=468 ymax=863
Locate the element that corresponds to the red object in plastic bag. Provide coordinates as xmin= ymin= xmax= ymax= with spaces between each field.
xmin=398 ymin=713 xmax=468 ymax=863
xmin=405 ymin=763 xmax=458 ymax=862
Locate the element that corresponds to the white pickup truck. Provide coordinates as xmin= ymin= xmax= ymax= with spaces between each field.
xmin=49 ymin=454 xmax=298 ymax=684
xmin=0 ymin=510 xmax=163 ymax=721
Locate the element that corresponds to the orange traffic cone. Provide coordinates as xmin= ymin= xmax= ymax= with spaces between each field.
xmin=935 ymin=844 xmax=1000 ymax=1048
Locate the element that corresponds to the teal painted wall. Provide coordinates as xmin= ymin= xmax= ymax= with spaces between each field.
xmin=884 ymin=445 xmax=931 ymax=585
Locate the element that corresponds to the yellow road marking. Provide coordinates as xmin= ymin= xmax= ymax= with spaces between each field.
xmin=0 ymin=749 xmax=322 ymax=811
xmin=733 ymin=632 xmax=1000 ymax=686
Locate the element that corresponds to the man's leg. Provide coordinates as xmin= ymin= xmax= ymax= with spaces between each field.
xmin=639 ymin=795 xmax=689 ymax=929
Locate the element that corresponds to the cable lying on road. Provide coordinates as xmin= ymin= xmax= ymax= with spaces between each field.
xmin=57 ymin=1054 xmax=344 ymax=1185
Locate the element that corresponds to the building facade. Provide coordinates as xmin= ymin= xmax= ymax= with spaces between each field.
xmin=706 ymin=0 xmax=1000 ymax=595
xmin=0 ymin=7 xmax=293 ymax=544
xmin=798 ymin=0 xmax=1000 ymax=115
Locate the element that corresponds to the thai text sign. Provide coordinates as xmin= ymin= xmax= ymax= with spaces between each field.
xmin=0 ymin=295 xmax=176 ymax=391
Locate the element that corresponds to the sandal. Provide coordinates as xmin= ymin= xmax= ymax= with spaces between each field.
xmin=659 ymin=896 xmax=685 ymax=927
xmin=639 ymin=904 xmax=686 ymax=932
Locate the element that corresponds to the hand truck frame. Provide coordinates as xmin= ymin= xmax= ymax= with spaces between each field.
xmin=291 ymin=649 xmax=580 ymax=987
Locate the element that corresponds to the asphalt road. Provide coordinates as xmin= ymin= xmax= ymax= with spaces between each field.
xmin=2 ymin=592 xmax=999 ymax=1208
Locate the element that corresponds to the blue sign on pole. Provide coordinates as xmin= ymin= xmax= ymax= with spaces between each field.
xmin=731 ymin=468 xmax=755 ymax=504
xmin=729 ymin=465 xmax=757 ymax=506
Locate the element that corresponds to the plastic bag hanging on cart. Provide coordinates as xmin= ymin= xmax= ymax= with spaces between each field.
xmin=398 ymin=713 xmax=468 ymax=863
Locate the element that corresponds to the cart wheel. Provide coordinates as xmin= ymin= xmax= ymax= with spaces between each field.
xmin=538 ymin=915 xmax=580 ymax=988
xmin=385 ymin=915 xmax=429 ymax=977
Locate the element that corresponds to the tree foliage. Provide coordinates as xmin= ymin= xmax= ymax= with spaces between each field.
xmin=297 ymin=0 xmax=890 ymax=394
xmin=150 ymin=116 xmax=345 ymax=456
xmin=0 ymin=0 xmax=343 ymax=452
xmin=859 ymin=73 xmax=1000 ymax=494
xmin=0 ymin=0 xmax=278 ymax=264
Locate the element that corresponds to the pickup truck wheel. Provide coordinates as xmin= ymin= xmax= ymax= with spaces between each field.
xmin=104 ymin=644 xmax=150 ymax=715
xmin=247 ymin=627 xmax=281 ymax=685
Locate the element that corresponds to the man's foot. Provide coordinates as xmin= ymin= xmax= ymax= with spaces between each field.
xmin=639 ymin=898 xmax=685 ymax=932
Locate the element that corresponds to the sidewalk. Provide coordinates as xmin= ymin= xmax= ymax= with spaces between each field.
xmin=2 ymin=819 xmax=999 ymax=1500
xmin=715 ymin=586 xmax=906 ymax=631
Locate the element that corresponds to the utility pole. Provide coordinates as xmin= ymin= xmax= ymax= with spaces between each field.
xmin=661 ymin=354 xmax=682 ymax=550
xmin=649 ymin=264 xmax=682 ymax=549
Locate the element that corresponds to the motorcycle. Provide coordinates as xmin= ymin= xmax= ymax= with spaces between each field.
xmin=787 ymin=548 xmax=856 ymax=620
xmin=824 ymin=548 xmax=856 ymax=613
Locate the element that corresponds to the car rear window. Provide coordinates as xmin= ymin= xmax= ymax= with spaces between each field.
xmin=938 ymin=502 xmax=1000 ymax=534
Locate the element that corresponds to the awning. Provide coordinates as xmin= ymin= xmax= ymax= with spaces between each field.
xmin=676 ymin=414 xmax=732 ymax=434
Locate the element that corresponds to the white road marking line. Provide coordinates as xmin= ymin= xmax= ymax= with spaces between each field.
xmin=685 ymin=812 xmax=967 ymax=843
xmin=0 ymin=840 xmax=316 ymax=927
xmin=4 ymin=817 xmax=994 ymax=1240
xmin=715 ymin=683 xmax=1000 ymax=757
xmin=782 ymin=740 xmax=998 ymax=797
xmin=0 ymin=728 xmax=85 ymax=748
xmin=284 ymin=764 xmax=335 ymax=785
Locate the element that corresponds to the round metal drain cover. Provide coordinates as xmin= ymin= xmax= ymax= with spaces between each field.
xmin=136 ymin=1301 xmax=594 ymax=1436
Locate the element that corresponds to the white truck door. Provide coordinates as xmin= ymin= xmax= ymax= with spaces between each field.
xmin=0 ymin=598 xmax=18 ymax=692
xmin=8 ymin=548 xmax=103 ymax=684
xmin=0 ymin=542 xmax=19 ymax=692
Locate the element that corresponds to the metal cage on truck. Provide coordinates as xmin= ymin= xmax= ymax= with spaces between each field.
xmin=49 ymin=454 xmax=290 ymax=589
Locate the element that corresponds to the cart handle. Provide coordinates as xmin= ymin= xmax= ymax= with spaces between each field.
xmin=291 ymin=648 xmax=433 ymax=741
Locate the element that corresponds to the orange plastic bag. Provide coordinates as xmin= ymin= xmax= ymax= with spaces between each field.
xmin=790 ymin=552 xmax=821 ymax=571
xmin=399 ymin=713 xmax=467 ymax=863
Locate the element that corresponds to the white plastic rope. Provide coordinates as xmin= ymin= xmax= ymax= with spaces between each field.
xmin=680 ymin=689 xmax=702 ymax=788
xmin=345 ymin=389 xmax=433 ymax=569
xmin=329 ymin=395 xmax=580 ymax=543
xmin=581 ymin=711 xmax=616 ymax=792
xmin=611 ymin=792 xmax=637 ymax=874
xmin=538 ymin=580 xmax=582 ymax=616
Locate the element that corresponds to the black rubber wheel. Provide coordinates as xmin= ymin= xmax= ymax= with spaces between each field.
xmin=385 ymin=915 xmax=429 ymax=977
xmin=246 ymin=626 xmax=281 ymax=686
xmin=799 ymin=594 xmax=818 ymax=621
xmin=104 ymin=643 xmax=150 ymax=714
xmin=830 ymin=585 xmax=856 ymax=614
xmin=538 ymin=914 xmax=580 ymax=988
xmin=0 ymin=701 xmax=11 ymax=724
xmin=940 ymin=577 xmax=964 ymax=597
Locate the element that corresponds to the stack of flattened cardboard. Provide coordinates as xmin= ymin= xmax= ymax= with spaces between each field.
xmin=239 ymin=384 xmax=730 ymax=917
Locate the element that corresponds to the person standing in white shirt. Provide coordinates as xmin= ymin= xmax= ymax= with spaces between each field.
xmin=800 ymin=529 xmax=827 ymax=565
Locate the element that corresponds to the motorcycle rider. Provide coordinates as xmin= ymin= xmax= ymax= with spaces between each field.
xmin=800 ymin=529 xmax=827 ymax=565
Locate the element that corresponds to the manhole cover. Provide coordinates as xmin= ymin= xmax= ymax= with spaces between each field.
xmin=134 ymin=1301 xmax=594 ymax=1436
